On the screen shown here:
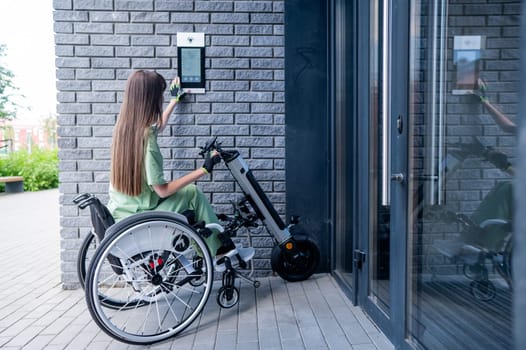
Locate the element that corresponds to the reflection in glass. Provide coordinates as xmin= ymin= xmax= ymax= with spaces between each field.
xmin=407 ymin=1 xmax=517 ymax=349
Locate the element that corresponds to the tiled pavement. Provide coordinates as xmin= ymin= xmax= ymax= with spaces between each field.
xmin=0 ymin=189 xmax=393 ymax=350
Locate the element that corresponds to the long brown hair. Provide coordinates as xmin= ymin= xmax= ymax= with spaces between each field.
xmin=110 ymin=70 xmax=167 ymax=196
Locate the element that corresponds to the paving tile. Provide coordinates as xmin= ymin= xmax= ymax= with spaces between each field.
xmin=3 ymin=325 xmax=45 ymax=347
xmin=258 ymin=326 xmax=282 ymax=349
xmin=21 ymin=334 xmax=55 ymax=350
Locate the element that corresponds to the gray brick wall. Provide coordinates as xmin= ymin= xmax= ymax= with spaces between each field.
xmin=53 ymin=0 xmax=285 ymax=289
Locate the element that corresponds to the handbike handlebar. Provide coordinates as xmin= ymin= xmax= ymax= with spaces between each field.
xmin=198 ymin=136 xmax=219 ymax=157
xmin=199 ymin=136 xmax=239 ymax=163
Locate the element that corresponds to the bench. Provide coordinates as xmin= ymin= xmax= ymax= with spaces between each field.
xmin=0 ymin=176 xmax=24 ymax=193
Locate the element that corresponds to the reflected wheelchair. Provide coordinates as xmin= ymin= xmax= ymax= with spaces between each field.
xmin=73 ymin=137 xmax=320 ymax=345
xmin=423 ymin=137 xmax=514 ymax=301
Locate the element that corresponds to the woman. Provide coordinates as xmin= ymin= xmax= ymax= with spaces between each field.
xmin=107 ymin=70 xmax=250 ymax=262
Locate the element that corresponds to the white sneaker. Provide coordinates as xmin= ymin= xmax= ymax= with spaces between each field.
xmin=215 ymin=245 xmax=255 ymax=272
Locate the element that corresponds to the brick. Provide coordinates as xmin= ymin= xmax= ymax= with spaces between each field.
xmin=251 ymin=13 xmax=283 ymax=24
xmin=194 ymin=24 xmax=234 ymax=35
xmin=195 ymin=1 xmax=233 ymax=12
xmin=73 ymin=0 xmax=113 ymax=10
xmin=55 ymin=45 xmax=74 ymax=56
xmin=76 ymin=69 xmax=115 ymax=80
xmin=56 ymin=57 xmax=90 ymax=68
xmin=132 ymin=35 xmax=170 ymax=46
xmin=235 ymin=47 xmax=273 ymax=57
xmin=212 ymin=103 xmax=250 ymax=113
xmin=92 ymin=57 xmax=131 ymax=68
xmin=251 ymin=58 xmax=284 ymax=69
xmin=212 ymin=124 xmax=250 ymax=135
xmin=131 ymin=11 xmax=170 ymax=22
xmin=115 ymin=0 xmax=153 ymax=11
xmin=54 ymin=10 xmax=88 ymax=21
xmin=115 ymin=23 xmax=154 ymax=34
xmin=77 ymin=92 xmax=116 ymax=103
xmin=206 ymin=46 xmax=234 ymax=57
xmin=91 ymin=34 xmax=130 ymax=46
xmin=53 ymin=0 xmax=72 ymax=10
xmin=235 ymin=24 xmax=273 ymax=35
xmin=56 ymin=80 xmax=91 ymax=91
xmin=212 ymin=13 xmax=249 ymax=24
xmin=57 ymin=103 xmax=91 ymax=114
xmin=172 ymin=12 xmax=209 ymax=23
xmin=235 ymin=1 xmax=273 ymax=13
xmin=75 ymin=46 xmax=114 ymax=56
xmin=74 ymin=22 xmax=113 ymax=33
xmin=155 ymin=1 xmax=193 ymax=11
xmin=212 ymin=35 xmax=250 ymax=46
xmin=131 ymin=57 xmax=171 ymax=68
xmin=115 ymin=46 xmax=155 ymax=57
xmin=211 ymin=80 xmax=249 ymax=91
xmin=90 ymin=11 xmax=129 ymax=22
xmin=235 ymin=92 xmax=273 ymax=102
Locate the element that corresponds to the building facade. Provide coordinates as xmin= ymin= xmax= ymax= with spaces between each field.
xmin=54 ymin=0 xmax=526 ymax=349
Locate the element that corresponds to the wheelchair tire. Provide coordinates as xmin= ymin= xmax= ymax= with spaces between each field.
xmin=217 ymin=286 xmax=239 ymax=308
xmin=85 ymin=211 xmax=214 ymax=345
xmin=77 ymin=231 xmax=97 ymax=288
xmin=271 ymin=237 xmax=320 ymax=282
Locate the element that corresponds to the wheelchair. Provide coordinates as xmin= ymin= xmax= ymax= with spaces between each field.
xmin=423 ymin=181 xmax=514 ymax=301
xmin=74 ymin=193 xmax=256 ymax=345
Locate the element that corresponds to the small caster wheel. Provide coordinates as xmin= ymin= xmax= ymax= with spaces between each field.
xmin=254 ymin=280 xmax=261 ymax=288
xmin=470 ymin=280 xmax=496 ymax=301
xmin=217 ymin=286 xmax=239 ymax=308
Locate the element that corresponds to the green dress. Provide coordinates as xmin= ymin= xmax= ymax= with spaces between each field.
xmin=107 ymin=125 xmax=222 ymax=255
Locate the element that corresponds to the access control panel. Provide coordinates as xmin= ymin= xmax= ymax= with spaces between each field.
xmin=177 ymin=32 xmax=205 ymax=94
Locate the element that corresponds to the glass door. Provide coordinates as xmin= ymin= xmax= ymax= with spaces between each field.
xmin=406 ymin=1 xmax=518 ymax=349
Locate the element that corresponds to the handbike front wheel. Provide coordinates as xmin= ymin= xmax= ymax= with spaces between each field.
xmin=85 ymin=211 xmax=214 ymax=345
xmin=271 ymin=237 xmax=320 ymax=282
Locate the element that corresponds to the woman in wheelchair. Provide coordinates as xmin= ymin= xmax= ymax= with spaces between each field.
xmin=107 ymin=70 xmax=253 ymax=267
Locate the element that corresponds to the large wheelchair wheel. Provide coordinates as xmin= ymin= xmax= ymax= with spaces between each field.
xmin=85 ymin=211 xmax=214 ymax=345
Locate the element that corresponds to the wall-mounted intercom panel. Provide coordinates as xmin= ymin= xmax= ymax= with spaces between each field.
xmin=452 ymin=35 xmax=485 ymax=95
xmin=177 ymin=32 xmax=205 ymax=94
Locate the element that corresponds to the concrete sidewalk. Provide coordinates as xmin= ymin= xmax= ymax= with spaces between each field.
xmin=0 ymin=189 xmax=393 ymax=349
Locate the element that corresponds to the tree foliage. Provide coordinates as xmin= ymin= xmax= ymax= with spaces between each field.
xmin=0 ymin=44 xmax=19 ymax=121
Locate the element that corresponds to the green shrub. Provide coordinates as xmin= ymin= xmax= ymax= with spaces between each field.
xmin=0 ymin=148 xmax=59 ymax=192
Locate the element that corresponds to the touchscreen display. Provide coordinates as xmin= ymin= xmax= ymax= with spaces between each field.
xmin=180 ymin=48 xmax=202 ymax=83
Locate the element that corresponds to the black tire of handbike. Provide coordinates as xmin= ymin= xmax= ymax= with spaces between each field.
xmin=84 ymin=211 xmax=214 ymax=345
xmin=271 ymin=237 xmax=320 ymax=282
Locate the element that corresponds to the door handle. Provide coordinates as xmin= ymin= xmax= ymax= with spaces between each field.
xmin=391 ymin=173 xmax=404 ymax=183
xmin=380 ymin=0 xmax=391 ymax=206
